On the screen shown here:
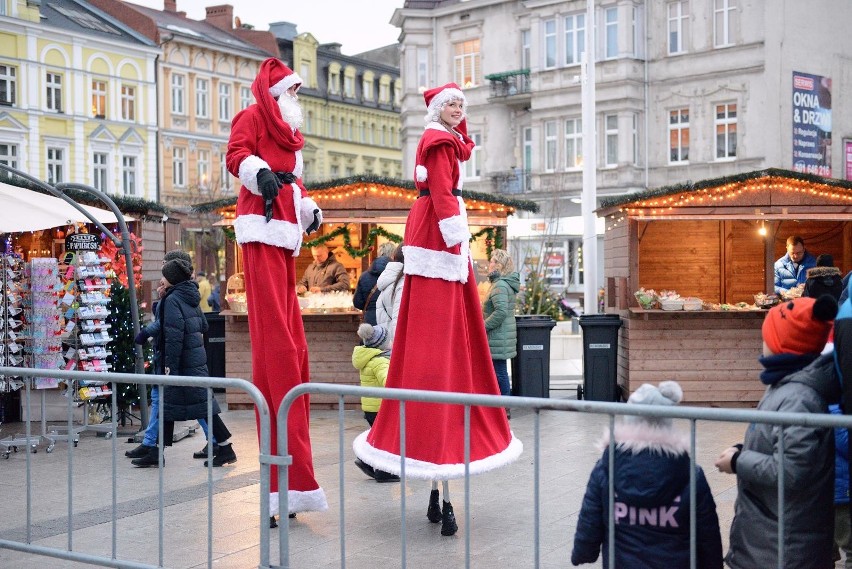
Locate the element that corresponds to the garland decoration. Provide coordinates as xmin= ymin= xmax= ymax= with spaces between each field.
xmin=302 ymin=225 xmax=403 ymax=258
xmin=470 ymin=227 xmax=503 ymax=257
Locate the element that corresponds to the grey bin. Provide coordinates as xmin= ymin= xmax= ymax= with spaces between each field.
xmin=203 ymin=311 xmax=226 ymax=389
xmin=510 ymin=315 xmax=557 ymax=398
xmin=578 ymin=314 xmax=623 ymax=402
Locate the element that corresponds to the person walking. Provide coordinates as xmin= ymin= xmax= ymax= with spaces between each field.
xmin=353 ymin=241 xmax=396 ymax=325
xmin=131 ymin=258 xmax=236 ymax=468
xmin=226 ymin=57 xmax=327 ymax=525
xmin=571 ymin=381 xmax=723 ymax=568
xmin=352 ymin=83 xmax=522 ymax=537
xmin=482 ymin=248 xmax=519 ymax=416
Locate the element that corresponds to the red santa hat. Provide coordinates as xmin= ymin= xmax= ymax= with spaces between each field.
xmin=266 ymin=61 xmax=303 ymax=98
xmin=423 ymin=82 xmax=468 ymax=135
xmin=250 ymin=58 xmax=306 ymax=148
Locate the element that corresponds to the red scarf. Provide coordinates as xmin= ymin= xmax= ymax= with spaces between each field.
xmin=251 ymin=59 xmax=305 ymax=152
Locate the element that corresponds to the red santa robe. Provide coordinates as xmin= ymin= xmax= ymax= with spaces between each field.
xmin=352 ymin=121 xmax=523 ymax=480
xmin=226 ymin=58 xmax=327 ymax=515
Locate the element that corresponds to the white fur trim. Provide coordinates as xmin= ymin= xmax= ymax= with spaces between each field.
xmin=402 ymin=244 xmax=469 ymax=284
xmin=238 ymin=155 xmax=270 ymax=195
xmin=287 ymin=487 xmax=328 ymax=514
xmin=269 ymin=72 xmax=304 ymax=98
xmin=415 ymin=165 xmax=427 ymax=182
xmin=294 ymin=150 xmax=304 ymax=179
xmin=598 ymin=422 xmax=691 ymax=456
xmin=438 ymin=214 xmax=470 ymax=248
xmin=300 ymin=196 xmax=320 ymax=228
xmin=424 ymin=88 xmax=466 ymax=124
xmin=288 ymin=183 xmax=303 ymax=254
xmin=353 ymin=430 xmax=523 ymax=481
xmin=456 ymin=161 xmax=464 ymax=191
xmin=234 ymin=214 xmax=303 ymax=250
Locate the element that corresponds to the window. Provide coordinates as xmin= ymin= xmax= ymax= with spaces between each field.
xmin=0 ymin=65 xmax=16 ymax=105
xmin=379 ymin=82 xmax=389 ymax=103
xmin=714 ymin=103 xmax=737 ymax=160
xmin=46 ymin=72 xmax=62 ymax=112
xmin=92 ymin=80 xmax=107 ymax=117
xmin=329 ymin=70 xmax=340 ymax=94
xmin=564 ymin=14 xmax=585 ymax=66
xmin=381 ymin=125 xmax=387 ymax=146
xmin=300 ymin=62 xmax=310 ymax=87
xmin=360 ymin=121 xmax=367 ymax=143
xmin=197 ymin=149 xmax=209 ymax=188
xmin=714 ymin=0 xmax=736 ymax=47
xmin=305 ymin=110 xmax=313 ymax=133
xmin=122 ymin=155 xmax=137 ymax=196
xmin=120 ymin=85 xmax=135 ymax=121
xmin=173 ymin=146 xmax=186 ymax=187
xmin=543 ymin=19 xmax=557 ymax=68
xmin=349 ymin=119 xmax=354 ymax=141
xmin=93 ymin=152 xmax=108 ymax=191
xmin=632 ymin=112 xmax=639 ymax=165
xmin=605 ymin=114 xmax=618 ymax=166
xmin=544 ymin=121 xmax=557 ymax=172
xmin=416 ymin=47 xmax=429 ymax=91
xmin=240 ymin=86 xmax=252 ymax=110
xmin=330 ymin=115 xmax=336 ymax=138
xmin=565 ymin=118 xmax=582 ymax=170
xmin=218 ymin=83 xmax=231 ymax=122
xmin=369 ymin=123 xmax=375 ymax=145
xmin=605 ymin=7 xmax=618 ymax=59
xmin=46 ymin=147 xmax=64 ymax=185
xmin=344 ymin=75 xmax=353 ymax=97
xmin=362 ymin=78 xmax=373 ymax=101
xmin=0 ymin=144 xmax=17 ymax=168
xmin=171 ymin=74 xmax=185 ymax=114
xmin=668 ymin=108 xmax=689 ymax=163
xmin=219 ymin=152 xmax=229 ymax=188
xmin=668 ymin=1 xmax=689 ymax=55
xmin=464 ymin=133 xmax=482 ymax=179
xmin=340 ymin=118 xmax=345 ymax=140
xmin=195 ymin=78 xmax=209 ymax=118
xmin=521 ymin=30 xmax=531 ymax=70
xmin=453 ymin=39 xmax=480 ymax=88
xmin=522 ymin=127 xmax=533 ymax=174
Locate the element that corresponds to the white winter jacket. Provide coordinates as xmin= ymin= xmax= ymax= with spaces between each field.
xmin=375 ymin=261 xmax=404 ymax=350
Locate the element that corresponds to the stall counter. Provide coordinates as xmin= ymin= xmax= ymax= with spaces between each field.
xmin=222 ymin=310 xmax=362 ymax=410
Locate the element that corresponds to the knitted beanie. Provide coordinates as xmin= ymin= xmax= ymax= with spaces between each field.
xmin=162 ymin=258 xmax=193 ymax=286
xmin=762 ymin=295 xmax=837 ymax=355
xmin=164 ymin=249 xmax=192 ymax=264
xmin=358 ymin=323 xmax=389 ymax=349
xmin=624 ymin=380 xmax=683 ymax=427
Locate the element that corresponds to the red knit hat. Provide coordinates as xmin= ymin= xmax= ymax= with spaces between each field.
xmin=762 ymin=296 xmax=837 ymax=355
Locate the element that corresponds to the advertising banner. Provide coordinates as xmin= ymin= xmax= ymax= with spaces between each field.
xmin=845 ymin=139 xmax=852 ymax=181
xmin=792 ymin=71 xmax=832 ymax=176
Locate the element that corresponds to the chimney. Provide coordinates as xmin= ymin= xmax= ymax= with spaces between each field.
xmin=205 ymin=4 xmax=234 ymax=30
xmin=164 ymin=0 xmax=176 ymax=11
xmin=269 ymin=21 xmax=298 ymax=41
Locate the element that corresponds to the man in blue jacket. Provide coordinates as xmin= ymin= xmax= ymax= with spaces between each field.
xmin=774 ymin=235 xmax=817 ymax=295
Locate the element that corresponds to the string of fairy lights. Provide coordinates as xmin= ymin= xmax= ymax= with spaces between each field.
xmin=605 ymin=176 xmax=852 ymax=232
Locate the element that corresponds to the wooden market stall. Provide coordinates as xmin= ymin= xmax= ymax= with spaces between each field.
xmin=599 ymin=168 xmax=852 ymax=407
xmin=195 ymin=175 xmax=537 ymax=409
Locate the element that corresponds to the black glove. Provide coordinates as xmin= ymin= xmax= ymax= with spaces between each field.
xmin=134 ymin=329 xmax=150 ymax=345
xmin=257 ymin=168 xmax=281 ymax=202
xmin=275 ymin=171 xmax=298 ymax=185
xmin=306 ymin=209 xmax=321 ymax=234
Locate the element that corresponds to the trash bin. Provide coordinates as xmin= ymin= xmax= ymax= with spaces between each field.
xmin=510 ymin=315 xmax=557 ymax=398
xmin=578 ymin=314 xmax=623 ymax=402
xmin=204 ymin=311 xmax=226 ymax=386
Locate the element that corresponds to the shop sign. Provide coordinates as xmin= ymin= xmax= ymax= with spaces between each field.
xmin=845 ymin=139 xmax=852 ymax=181
xmin=792 ymin=71 xmax=832 ymax=177
xmin=65 ymin=233 xmax=101 ymax=251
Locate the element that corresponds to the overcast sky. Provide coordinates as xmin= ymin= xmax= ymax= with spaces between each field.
xmin=126 ymin=0 xmax=406 ymax=55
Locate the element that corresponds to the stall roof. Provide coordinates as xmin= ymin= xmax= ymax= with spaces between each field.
xmin=193 ymin=174 xmax=539 ymax=222
xmin=0 ymin=181 xmax=132 ymax=232
xmin=598 ymin=168 xmax=852 ymax=220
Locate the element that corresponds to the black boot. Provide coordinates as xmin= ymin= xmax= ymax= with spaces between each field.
xmin=125 ymin=443 xmax=151 ymax=458
xmin=374 ymin=469 xmax=400 ymax=483
xmin=427 ymin=489 xmax=441 ymax=523
xmin=441 ymin=501 xmax=458 ymax=536
xmin=131 ymin=445 xmax=163 ymax=468
xmin=354 ymin=458 xmax=377 ymax=479
xmin=193 ymin=443 xmax=218 ymax=459
xmin=204 ymin=443 xmax=236 ymax=467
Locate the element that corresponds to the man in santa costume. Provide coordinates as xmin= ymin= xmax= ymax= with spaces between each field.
xmin=353 ymin=83 xmax=522 ymax=536
xmin=227 ymin=58 xmax=328 ymax=526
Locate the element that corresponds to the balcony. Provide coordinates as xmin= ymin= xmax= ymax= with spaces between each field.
xmin=491 ymin=168 xmax=531 ymax=195
xmin=484 ymin=69 xmax=531 ymax=109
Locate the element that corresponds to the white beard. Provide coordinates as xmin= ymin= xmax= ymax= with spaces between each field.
xmin=277 ymin=94 xmax=303 ymax=131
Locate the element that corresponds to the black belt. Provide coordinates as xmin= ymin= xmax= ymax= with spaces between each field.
xmin=419 ymin=189 xmax=462 ymax=197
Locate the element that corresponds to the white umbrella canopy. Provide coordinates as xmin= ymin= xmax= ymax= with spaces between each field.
xmin=0 ymin=182 xmax=131 ymax=232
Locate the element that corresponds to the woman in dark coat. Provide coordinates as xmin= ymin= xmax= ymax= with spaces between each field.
xmin=131 ymin=258 xmax=237 ymax=468
xmin=353 ymin=241 xmax=396 ymax=325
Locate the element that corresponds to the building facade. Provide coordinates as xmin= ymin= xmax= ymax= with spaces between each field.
xmin=272 ymin=22 xmax=403 ymax=182
xmin=0 ymin=0 xmax=159 ymax=200
xmin=391 ymin=0 xmax=852 ymax=297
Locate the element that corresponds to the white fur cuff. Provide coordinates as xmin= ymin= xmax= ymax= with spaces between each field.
xmin=415 ymin=165 xmax=427 ymax=182
xmin=234 ymin=214 xmax=303 ymax=251
xmin=238 ymin=155 xmax=270 ymax=195
xmin=300 ymin=197 xmax=321 ymax=228
xmin=438 ymin=214 xmax=470 ymax=248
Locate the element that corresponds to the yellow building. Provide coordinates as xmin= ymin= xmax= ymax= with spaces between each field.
xmin=0 ymin=0 xmax=159 ymax=198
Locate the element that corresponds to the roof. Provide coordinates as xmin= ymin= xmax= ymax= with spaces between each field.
xmin=41 ymin=0 xmax=156 ymax=46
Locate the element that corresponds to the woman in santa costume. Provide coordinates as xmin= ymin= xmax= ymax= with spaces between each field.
xmin=353 ymin=83 xmax=523 ymax=536
xmin=227 ymin=58 xmax=327 ymax=526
